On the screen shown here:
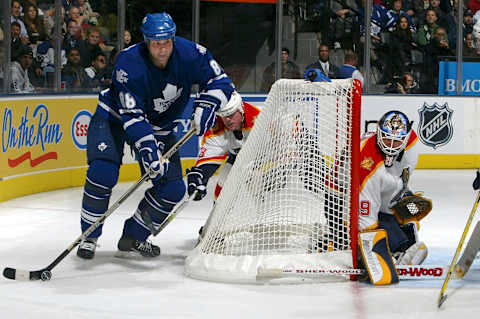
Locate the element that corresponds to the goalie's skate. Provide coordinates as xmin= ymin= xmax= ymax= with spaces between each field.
xmin=115 ymin=235 xmax=161 ymax=258
xmin=77 ymin=238 xmax=98 ymax=260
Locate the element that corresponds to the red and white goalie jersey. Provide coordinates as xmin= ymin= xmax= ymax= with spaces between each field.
xmin=195 ymin=102 xmax=261 ymax=199
xmin=358 ymin=130 xmax=419 ymax=231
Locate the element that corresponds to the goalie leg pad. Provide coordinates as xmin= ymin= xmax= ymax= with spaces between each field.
xmin=396 ymin=241 xmax=428 ymax=265
xmin=359 ymin=230 xmax=399 ymax=285
xmin=378 ymin=212 xmax=408 ymax=253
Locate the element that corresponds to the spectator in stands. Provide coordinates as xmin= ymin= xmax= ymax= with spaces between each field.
xmin=44 ymin=5 xmax=66 ymax=39
xmin=412 ymin=0 xmax=431 ymax=25
xmin=388 ymin=15 xmax=418 ymax=80
xmin=11 ymin=22 xmax=25 ymax=61
xmin=0 ymin=25 xmax=4 ymax=42
xmin=385 ymin=71 xmax=419 ymax=93
xmin=77 ymin=0 xmax=99 ymax=26
xmin=468 ymin=0 xmax=480 ymax=15
xmin=464 ymin=9 xmax=475 ymax=34
xmin=422 ymin=26 xmax=454 ymax=93
xmin=62 ymin=0 xmax=78 ymax=12
xmin=67 ymin=5 xmax=86 ymax=30
xmin=21 ymin=0 xmax=45 ymax=17
xmin=10 ymin=45 xmax=35 ymax=93
xmin=305 ymin=44 xmax=339 ymax=80
xmin=36 ymin=32 xmax=67 ymax=88
xmin=337 ymin=50 xmax=364 ymax=86
xmin=463 ymin=32 xmax=478 ymax=57
xmin=78 ymin=26 xmax=102 ymax=67
xmin=417 ymin=9 xmax=440 ymax=46
xmin=387 ymin=0 xmax=416 ymax=32
xmin=62 ymin=47 xmax=88 ymax=91
xmin=84 ymin=51 xmax=110 ymax=91
xmin=63 ymin=20 xmax=81 ymax=52
xmin=261 ymin=47 xmax=301 ymax=92
xmin=429 ymin=0 xmax=447 ymax=20
xmin=11 ymin=0 xmax=30 ymax=43
xmin=124 ymin=29 xmax=132 ymax=47
xmin=22 ymin=3 xmax=48 ymax=45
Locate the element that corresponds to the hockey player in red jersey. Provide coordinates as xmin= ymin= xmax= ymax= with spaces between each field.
xmin=186 ymin=91 xmax=261 ymax=236
xmin=187 ymin=91 xmax=260 ymax=201
xmin=358 ymin=110 xmax=432 ymax=284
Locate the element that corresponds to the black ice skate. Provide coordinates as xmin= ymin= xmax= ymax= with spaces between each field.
xmin=116 ymin=235 xmax=161 ymax=258
xmin=77 ymin=238 xmax=98 ymax=259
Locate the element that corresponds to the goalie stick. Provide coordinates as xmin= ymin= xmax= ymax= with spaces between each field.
xmin=438 ymin=190 xmax=480 ymax=308
xmin=257 ymin=265 xmax=462 ymax=281
xmin=2 ymin=127 xmax=196 ymax=282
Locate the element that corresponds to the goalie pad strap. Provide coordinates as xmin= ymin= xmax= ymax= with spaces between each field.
xmin=359 ymin=230 xmax=399 ymax=285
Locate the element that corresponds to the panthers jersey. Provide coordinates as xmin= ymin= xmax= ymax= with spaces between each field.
xmin=95 ymin=37 xmax=234 ymax=145
xmin=195 ymin=102 xmax=261 ymax=167
xmin=359 ymin=131 xmax=419 ymax=231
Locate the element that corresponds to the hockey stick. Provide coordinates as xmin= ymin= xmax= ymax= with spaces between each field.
xmin=455 ymin=221 xmax=480 ymax=279
xmin=438 ymin=190 xmax=480 ymax=308
xmin=2 ymin=127 xmax=196 ymax=282
xmin=257 ymin=265 xmax=462 ymax=281
xmin=141 ymin=190 xmax=198 ymax=236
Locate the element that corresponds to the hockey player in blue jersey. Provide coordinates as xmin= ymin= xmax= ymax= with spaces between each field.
xmin=77 ymin=12 xmax=234 ymax=259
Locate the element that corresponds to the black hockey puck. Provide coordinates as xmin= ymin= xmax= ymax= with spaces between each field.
xmin=40 ymin=270 xmax=52 ymax=281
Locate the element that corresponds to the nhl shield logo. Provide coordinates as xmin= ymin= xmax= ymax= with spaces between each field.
xmin=417 ymin=102 xmax=453 ymax=149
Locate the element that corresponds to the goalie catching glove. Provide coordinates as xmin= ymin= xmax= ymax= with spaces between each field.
xmin=390 ymin=192 xmax=432 ymax=224
xmin=186 ymin=166 xmax=208 ymax=201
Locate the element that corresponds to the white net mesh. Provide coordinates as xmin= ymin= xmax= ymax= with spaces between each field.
xmin=185 ymin=79 xmax=360 ymax=283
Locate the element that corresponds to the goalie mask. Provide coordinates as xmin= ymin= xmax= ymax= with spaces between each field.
xmin=377 ymin=110 xmax=411 ymax=167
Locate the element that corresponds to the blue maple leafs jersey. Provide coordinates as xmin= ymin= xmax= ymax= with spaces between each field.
xmin=96 ymin=37 xmax=234 ymax=145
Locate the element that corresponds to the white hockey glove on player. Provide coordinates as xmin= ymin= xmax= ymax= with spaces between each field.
xmin=137 ymin=139 xmax=169 ymax=181
xmin=193 ymin=94 xmax=220 ymax=136
xmin=186 ymin=166 xmax=207 ymax=201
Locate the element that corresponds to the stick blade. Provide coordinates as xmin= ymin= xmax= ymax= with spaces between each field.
xmin=3 ymin=267 xmax=41 ymax=281
xmin=438 ymin=293 xmax=448 ymax=308
xmin=3 ymin=267 xmax=16 ymax=280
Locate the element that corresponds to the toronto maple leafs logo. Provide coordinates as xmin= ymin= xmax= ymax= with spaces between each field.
xmin=97 ymin=142 xmax=108 ymax=152
xmin=116 ymin=69 xmax=128 ymax=84
xmin=153 ymin=83 xmax=183 ymax=113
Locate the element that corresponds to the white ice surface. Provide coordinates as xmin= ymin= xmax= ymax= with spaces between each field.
xmin=1 ymin=169 xmax=480 ymax=318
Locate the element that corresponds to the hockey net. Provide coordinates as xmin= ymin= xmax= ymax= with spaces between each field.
xmin=185 ymin=78 xmax=362 ymax=283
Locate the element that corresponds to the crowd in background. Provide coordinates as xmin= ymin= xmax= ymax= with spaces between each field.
xmin=289 ymin=0 xmax=480 ymax=94
xmin=1 ymin=0 xmax=133 ymax=93
xmin=1 ymin=0 xmax=480 ymax=94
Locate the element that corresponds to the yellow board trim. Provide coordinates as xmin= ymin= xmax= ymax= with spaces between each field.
xmin=417 ymin=154 xmax=480 ymax=169
xmin=0 ymin=159 xmax=196 ymax=203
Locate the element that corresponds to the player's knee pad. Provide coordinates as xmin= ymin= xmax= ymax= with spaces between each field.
xmin=378 ymin=212 xmax=408 ymax=253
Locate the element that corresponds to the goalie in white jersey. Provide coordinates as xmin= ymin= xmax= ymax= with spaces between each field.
xmin=186 ymin=92 xmax=261 ymax=233
xmin=359 ymin=111 xmax=432 ymax=276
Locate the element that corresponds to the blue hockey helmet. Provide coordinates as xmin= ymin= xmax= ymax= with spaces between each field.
xmin=304 ymin=68 xmax=332 ymax=82
xmin=141 ymin=13 xmax=176 ymax=42
xmin=377 ymin=110 xmax=412 ymax=158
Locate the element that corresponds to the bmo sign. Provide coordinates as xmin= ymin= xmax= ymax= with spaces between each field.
xmin=72 ymin=110 xmax=92 ymax=150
